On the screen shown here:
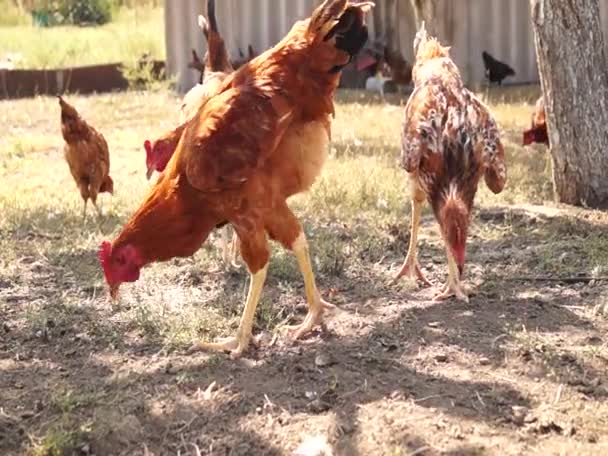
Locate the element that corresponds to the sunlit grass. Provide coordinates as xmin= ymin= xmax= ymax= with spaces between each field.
xmin=0 ymin=7 xmax=164 ymax=68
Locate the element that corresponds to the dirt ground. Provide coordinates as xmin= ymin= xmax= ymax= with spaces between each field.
xmin=1 ymin=90 xmax=608 ymax=455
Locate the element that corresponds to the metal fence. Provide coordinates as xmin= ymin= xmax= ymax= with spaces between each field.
xmin=165 ymin=0 xmax=608 ymax=93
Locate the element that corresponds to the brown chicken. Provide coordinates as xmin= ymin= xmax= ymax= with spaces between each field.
xmin=146 ymin=0 xmax=239 ymax=266
xmin=146 ymin=0 xmax=232 ymax=180
xmin=58 ymin=95 xmax=114 ymax=219
xmin=394 ymin=22 xmax=507 ymax=301
xmin=522 ymin=96 xmax=548 ymax=147
xmin=100 ymin=0 xmax=373 ymax=358
xmin=180 ymin=1 xmax=235 ymax=125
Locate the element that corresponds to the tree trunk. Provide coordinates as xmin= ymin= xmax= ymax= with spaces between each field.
xmin=530 ymin=0 xmax=608 ymax=208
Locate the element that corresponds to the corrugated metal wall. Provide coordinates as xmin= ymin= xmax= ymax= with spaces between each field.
xmin=165 ymin=0 xmax=608 ymax=93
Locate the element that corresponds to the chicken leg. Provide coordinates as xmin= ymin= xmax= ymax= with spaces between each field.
xmin=282 ymin=232 xmax=334 ymax=339
xmin=433 ymin=246 xmax=468 ymax=303
xmin=394 ymin=196 xmax=431 ymax=286
xmin=189 ymin=263 xmax=268 ymax=358
xmin=92 ymin=200 xmax=103 ymax=218
xmin=220 ymin=227 xmax=240 ymax=268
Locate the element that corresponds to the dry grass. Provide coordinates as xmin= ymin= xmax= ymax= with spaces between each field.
xmin=1 ymin=86 xmax=608 ymax=455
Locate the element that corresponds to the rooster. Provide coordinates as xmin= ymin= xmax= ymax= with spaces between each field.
xmin=482 ymin=51 xmax=515 ymax=85
xmin=58 ymin=96 xmax=113 ymax=220
xmin=100 ymin=0 xmax=373 ymax=358
xmin=394 ymin=22 xmax=507 ymax=302
xmin=522 ymin=96 xmax=548 ymax=147
xmin=146 ymin=0 xmax=239 ymax=266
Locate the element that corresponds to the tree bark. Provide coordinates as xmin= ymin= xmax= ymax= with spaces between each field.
xmin=530 ymin=0 xmax=608 ymax=208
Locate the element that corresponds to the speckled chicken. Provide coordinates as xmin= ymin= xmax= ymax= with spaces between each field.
xmin=395 ymin=22 xmax=507 ymax=302
xmin=58 ymin=95 xmax=113 ymax=219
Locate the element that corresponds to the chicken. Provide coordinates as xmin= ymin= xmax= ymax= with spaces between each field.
xmin=146 ymin=0 xmax=239 ymax=266
xmin=189 ymin=45 xmax=256 ymax=81
xmin=384 ymin=46 xmax=413 ymax=91
xmin=58 ymin=95 xmax=114 ymax=219
xmin=232 ymin=45 xmax=257 ymax=70
xmin=482 ymin=51 xmax=515 ymax=85
xmin=100 ymin=0 xmax=373 ymax=358
xmin=180 ymin=0 xmax=235 ymax=124
xmin=394 ymin=22 xmax=507 ymax=302
xmin=523 ymin=96 xmax=548 ymax=147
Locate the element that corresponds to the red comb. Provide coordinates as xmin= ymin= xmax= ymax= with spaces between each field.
xmin=144 ymin=140 xmax=152 ymax=154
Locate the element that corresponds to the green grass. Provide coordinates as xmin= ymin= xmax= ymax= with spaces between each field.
xmin=0 ymin=6 xmax=164 ymax=68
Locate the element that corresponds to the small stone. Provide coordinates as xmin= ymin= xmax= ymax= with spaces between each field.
xmin=588 ymin=434 xmax=598 ymax=444
xmin=427 ymin=321 xmax=441 ymax=328
xmin=308 ymin=399 xmax=331 ymax=414
xmin=435 ymin=353 xmax=448 ymax=363
xmin=479 ymin=357 xmax=491 ymax=366
xmin=511 ymin=406 xmax=529 ymax=426
xmin=314 ymin=352 xmax=334 ymax=368
xmin=20 ymin=411 xmax=34 ymax=420
xmin=164 ymin=362 xmax=178 ymax=374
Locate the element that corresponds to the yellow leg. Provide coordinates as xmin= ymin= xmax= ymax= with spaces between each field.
xmin=433 ymin=244 xmax=468 ymax=303
xmin=92 ymin=200 xmax=102 ymax=218
xmin=229 ymin=230 xmax=240 ymax=268
xmin=393 ymin=198 xmax=431 ymax=286
xmin=189 ymin=263 xmax=268 ymax=358
xmin=220 ymin=227 xmax=240 ymax=268
xmin=282 ymin=232 xmax=334 ymax=339
xmin=220 ymin=226 xmax=230 ymax=265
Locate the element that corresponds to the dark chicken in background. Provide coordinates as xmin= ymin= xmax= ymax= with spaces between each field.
xmin=58 ymin=96 xmax=114 ymax=220
xmin=523 ymin=96 xmax=549 ymax=147
xmin=383 ymin=46 xmax=413 ymax=89
xmin=100 ymin=0 xmax=374 ymax=358
xmin=395 ymin=22 xmax=507 ymax=302
xmin=482 ymin=50 xmax=515 ymax=85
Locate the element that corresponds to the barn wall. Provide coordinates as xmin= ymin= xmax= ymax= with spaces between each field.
xmin=165 ymin=0 xmax=608 ymax=93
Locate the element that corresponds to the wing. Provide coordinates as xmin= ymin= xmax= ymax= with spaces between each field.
xmin=179 ymin=72 xmax=227 ymax=124
xmin=180 ymin=84 xmax=294 ymax=193
xmin=401 ymin=82 xmax=447 ymax=173
xmin=480 ymin=112 xmax=506 ymax=194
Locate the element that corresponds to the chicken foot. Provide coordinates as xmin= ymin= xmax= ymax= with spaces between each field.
xmin=282 ymin=232 xmax=334 ymax=339
xmin=393 ymin=198 xmax=431 ymax=286
xmin=189 ymin=263 xmax=268 ymax=358
xmin=433 ymin=247 xmax=468 ymax=303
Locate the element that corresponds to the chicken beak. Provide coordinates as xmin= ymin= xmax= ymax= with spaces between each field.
xmin=146 ymin=168 xmax=153 ymax=180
